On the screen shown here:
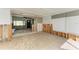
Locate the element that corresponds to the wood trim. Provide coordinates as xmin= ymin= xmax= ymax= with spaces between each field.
xmin=0 ymin=25 xmax=3 ymax=40
xmin=7 ymin=24 xmax=12 ymax=41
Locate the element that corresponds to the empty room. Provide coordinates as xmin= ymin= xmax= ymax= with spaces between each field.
xmin=0 ymin=8 xmax=79 ymax=50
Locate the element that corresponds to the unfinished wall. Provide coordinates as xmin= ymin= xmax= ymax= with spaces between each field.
xmin=0 ymin=8 xmax=12 ymax=41
xmin=43 ymin=10 xmax=79 ymax=34
xmin=51 ymin=10 xmax=79 ymax=35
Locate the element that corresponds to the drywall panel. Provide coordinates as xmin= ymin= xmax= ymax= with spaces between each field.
xmin=66 ymin=15 xmax=79 ymax=35
xmin=45 ymin=10 xmax=79 ymax=35
xmin=43 ymin=16 xmax=51 ymax=24
xmin=0 ymin=8 xmax=12 ymax=24
xmin=52 ymin=17 xmax=66 ymax=32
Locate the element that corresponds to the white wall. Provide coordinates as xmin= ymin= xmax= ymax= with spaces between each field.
xmin=52 ymin=16 xmax=79 ymax=35
xmin=43 ymin=15 xmax=66 ymax=32
xmin=43 ymin=10 xmax=79 ymax=35
xmin=52 ymin=17 xmax=66 ymax=32
xmin=66 ymin=16 xmax=79 ymax=35
xmin=0 ymin=8 xmax=12 ymax=24
xmin=43 ymin=16 xmax=51 ymax=24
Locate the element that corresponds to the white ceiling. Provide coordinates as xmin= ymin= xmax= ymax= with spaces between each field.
xmin=11 ymin=8 xmax=78 ymax=18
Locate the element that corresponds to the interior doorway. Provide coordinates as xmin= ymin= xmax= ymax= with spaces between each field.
xmin=27 ymin=20 xmax=32 ymax=29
